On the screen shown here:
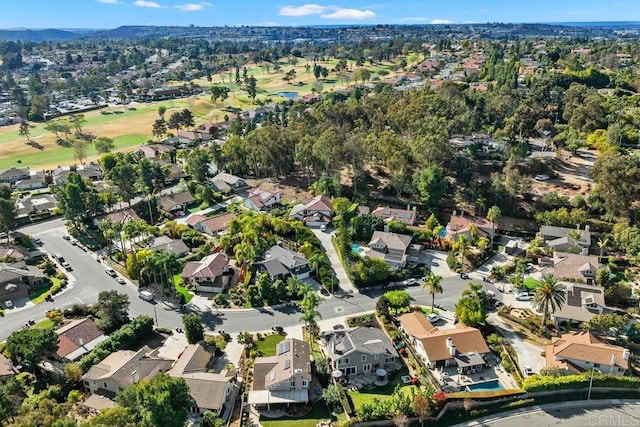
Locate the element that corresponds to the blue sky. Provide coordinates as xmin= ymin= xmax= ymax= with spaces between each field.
xmin=1 ymin=0 xmax=638 ymax=29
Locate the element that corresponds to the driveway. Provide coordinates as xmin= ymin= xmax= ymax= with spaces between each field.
xmin=488 ymin=313 xmax=546 ymax=375
xmin=312 ymin=228 xmax=356 ymax=294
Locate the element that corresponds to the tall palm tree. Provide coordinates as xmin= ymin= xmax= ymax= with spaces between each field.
xmin=456 ymin=234 xmax=470 ymax=265
xmin=597 ymin=237 xmax=609 ymax=258
xmin=422 ymin=273 xmax=443 ymax=313
xmin=468 ymin=224 xmax=479 ymax=244
xmin=487 ymin=205 xmax=501 ymax=249
xmin=462 ymin=282 xmax=483 ymax=299
xmin=532 ymin=274 xmax=566 ymax=332
xmin=308 ymin=253 xmax=324 ymax=279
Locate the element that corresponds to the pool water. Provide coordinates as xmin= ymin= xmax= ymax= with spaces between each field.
xmin=438 ymin=228 xmax=447 ymax=237
xmin=466 ymin=380 xmax=504 ymax=392
xmin=351 ymin=244 xmax=364 ymax=254
xmin=274 ymin=91 xmax=299 ymax=99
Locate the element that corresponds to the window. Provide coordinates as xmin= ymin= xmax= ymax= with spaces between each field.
xmin=361 ymin=355 xmax=367 ymax=362
xmin=375 ymin=354 xmax=380 ymax=360
xmin=385 ymin=357 xmax=395 ymax=363
xmin=339 ymin=357 xmax=350 ymax=365
xmin=290 ymin=381 xmax=295 ymax=389
xmin=362 ymin=364 xmax=371 ymax=372
xmin=302 ymin=379 xmax=309 ymax=388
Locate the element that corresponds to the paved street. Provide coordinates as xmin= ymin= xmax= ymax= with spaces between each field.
xmin=460 ymin=400 xmax=640 ymax=427
xmin=2 ymin=218 xmax=481 ymax=342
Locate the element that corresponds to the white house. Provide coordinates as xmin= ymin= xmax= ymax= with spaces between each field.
xmin=244 ymin=187 xmax=281 ymax=211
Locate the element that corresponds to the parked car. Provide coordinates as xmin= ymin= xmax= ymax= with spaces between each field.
xmin=105 ymin=268 xmax=117 ymax=277
xmin=402 ymin=278 xmax=419 ymax=287
xmin=534 ymin=174 xmax=550 ymax=181
xmin=523 ymin=366 xmax=534 ymax=377
xmin=139 ymin=290 xmax=154 ymax=302
xmin=4 ymin=300 xmax=13 ymax=309
xmin=516 ymin=292 xmax=534 ymax=301
xmin=62 ymin=235 xmax=71 ymax=241
xmin=320 ymin=224 xmax=327 ymax=232
xmin=460 ymin=273 xmax=469 ymax=279
xmin=33 ymin=237 xmax=42 ymax=245
xmin=115 ymin=276 xmax=126 ymax=285
xmin=61 ymin=261 xmax=72 ymax=271
xmin=427 ymin=313 xmax=441 ymax=323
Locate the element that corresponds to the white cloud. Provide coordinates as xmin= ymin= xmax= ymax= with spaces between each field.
xmin=96 ymin=0 xmax=118 ymax=3
xmin=279 ymin=4 xmax=327 ymax=16
xmin=321 ymin=8 xmax=376 ymax=20
xmin=430 ymin=19 xmax=453 ymax=24
xmin=134 ymin=0 xmax=163 ymax=8
xmin=479 ymin=8 xmax=488 ymax=13
xmin=176 ymin=2 xmax=211 ymax=11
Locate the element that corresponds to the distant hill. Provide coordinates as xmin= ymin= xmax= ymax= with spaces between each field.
xmin=0 ymin=28 xmax=82 ymax=42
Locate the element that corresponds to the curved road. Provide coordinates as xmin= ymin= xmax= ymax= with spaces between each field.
xmin=1 ymin=218 xmax=500 ymax=342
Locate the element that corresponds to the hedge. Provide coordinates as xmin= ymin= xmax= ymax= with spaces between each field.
xmin=78 ymin=315 xmax=154 ymax=373
xmin=446 ymin=389 xmax=525 ymax=400
xmin=523 ymin=373 xmax=640 ymax=392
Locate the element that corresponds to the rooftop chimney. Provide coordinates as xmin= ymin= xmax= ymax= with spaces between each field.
xmin=449 ymin=344 xmax=456 ymax=357
xmin=446 ymin=337 xmax=453 ymax=349
xmin=132 ymin=370 xmax=140 ymax=384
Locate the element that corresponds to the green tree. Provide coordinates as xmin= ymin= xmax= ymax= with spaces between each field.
xmin=106 ymin=161 xmax=139 ymax=206
xmin=115 ymin=374 xmax=193 ymax=427
xmin=152 ymin=118 xmax=167 ymax=140
xmin=180 ymin=109 xmax=195 ymax=130
xmin=82 ymin=406 xmax=136 ymax=427
xmin=158 ymin=106 xmax=166 ymax=119
xmin=184 ymin=147 xmax=211 ymax=183
xmin=585 ymin=313 xmax=629 ymax=337
xmin=0 ymin=197 xmax=17 ymax=243
xmin=0 ymin=377 xmax=25 ymax=423
xmin=5 ymin=328 xmax=58 ymax=373
xmin=18 ymin=120 xmax=31 ymax=142
xmin=423 ymin=273 xmax=443 ymax=313
xmin=532 ymin=275 xmax=566 ymax=332
xmin=183 ymin=313 xmax=204 ymax=344
xmin=72 ymin=140 xmax=89 ymax=164
xmin=383 ymin=289 xmax=411 ymax=311
xmin=95 ymin=291 xmax=130 ymax=333
xmin=93 ymin=136 xmax=116 ymax=154
xmin=167 ymin=111 xmax=184 ymax=133
xmin=53 ymin=172 xmax=105 ymax=228
xmin=414 ymin=165 xmax=448 ymax=208
xmin=69 ymin=113 xmax=87 ymax=135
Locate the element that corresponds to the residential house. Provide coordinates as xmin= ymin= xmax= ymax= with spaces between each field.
xmin=52 ymin=163 xmax=104 ymax=185
xmin=55 ymin=318 xmax=108 ymax=362
xmin=15 ymin=170 xmax=47 ymax=190
xmin=15 ymin=193 xmax=57 ymax=218
xmin=209 ymin=172 xmax=249 ymax=194
xmin=103 ymin=208 xmax=142 ymax=225
xmin=552 ymin=283 xmax=606 ymax=326
xmin=157 ymin=190 xmax=195 ymax=215
xmin=256 ymin=245 xmax=309 ymax=281
xmin=321 ymin=327 xmax=400 ymax=377
xmin=0 ymin=245 xmax=29 ymax=262
xmin=290 ymin=195 xmax=333 ymax=227
xmin=148 ymin=235 xmax=189 ymax=257
xmin=399 ymin=312 xmax=490 ymax=373
xmin=189 ymin=212 xmax=236 ymax=236
xmin=244 ymin=187 xmax=281 ymax=212
xmin=0 ymin=166 xmax=30 ymax=185
xmin=247 ymin=338 xmax=311 ymax=409
xmin=0 ymin=261 xmax=46 ymax=302
xmin=136 ymin=144 xmax=174 ymax=162
xmin=539 ymin=252 xmax=599 ymax=284
xmin=371 ymin=206 xmax=417 ymax=226
xmin=446 ymin=212 xmax=495 ymax=242
xmin=137 ymin=84 xmax=202 ymax=102
xmin=367 ymin=231 xmax=413 ymax=267
xmin=539 ymin=225 xmax=591 ymax=252
xmin=177 ymin=129 xmax=214 ymax=144
xmin=82 ymin=346 xmax=173 ymax=396
xmin=168 ymin=343 xmax=236 ymax=418
xmin=0 ymin=353 xmax=17 ymax=377
xmin=546 ymin=331 xmax=629 ymax=376
xmin=181 ymin=252 xmax=231 ymax=293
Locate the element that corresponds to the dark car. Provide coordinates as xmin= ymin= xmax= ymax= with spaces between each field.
xmin=460 ymin=273 xmax=469 ymax=279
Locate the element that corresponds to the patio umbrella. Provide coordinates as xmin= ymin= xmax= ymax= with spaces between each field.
xmin=376 ymin=368 xmax=387 ymax=377
xmin=332 ymin=370 xmax=343 ymax=378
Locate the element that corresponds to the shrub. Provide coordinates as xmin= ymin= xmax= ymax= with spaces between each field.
xmin=523 ymin=373 xmax=640 ymax=392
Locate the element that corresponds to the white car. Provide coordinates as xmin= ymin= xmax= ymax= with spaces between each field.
xmin=320 ymin=224 xmax=327 ymax=232
xmin=516 ymin=292 xmax=534 ymax=301
xmin=115 ymin=277 xmax=126 ymax=285
xmin=4 ymin=300 xmax=13 ymax=309
xmin=139 ymin=290 xmax=154 ymax=302
xmin=105 ymin=268 xmax=117 ymax=277
xmin=402 ymin=278 xmax=419 ymax=287
xmin=427 ymin=313 xmax=441 ymax=323
xmin=523 ymin=366 xmax=534 ymax=377
xmin=534 ymin=174 xmax=550 ymax=181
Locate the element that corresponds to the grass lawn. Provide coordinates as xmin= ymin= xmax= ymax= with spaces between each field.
xmin=255 ymin=333 xmax=285 ymax=357
xmin=172 ymin=275 xmax=193 ymax=304
xmin=34 ymin=318 xmax=54 ymax=329
xmin=523 ymin=277 xmax=540 ymax=291
xmin=260 ymin=400 xmax=331 ymax=427
xmin=29 ymin=277 xmax=62 ymax=305
xmin=347 ymin=368 xmax=417 ymax=410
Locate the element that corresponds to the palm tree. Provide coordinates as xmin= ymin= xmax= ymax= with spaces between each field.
xmin=487 ymin=205 xmax=501 ymax=249
xmin=468 ymin=223 xmax=479 ymax=244
xmin=532 ymin=274 xmax=566 ymax=332
xmin=308 ymin=253 xmax=324 ymax=279
xmin=422 ymin=273 xmax=443 ymax=313
xmin=456 ymin=234 xmax=470 ymax=265
xmin=462 ymin=282 xmax=483 ymax=299
xmin=477 ymin=237 xmax=490 ymax=255
xmin=597 ymin=237 xmax=609 ymax=258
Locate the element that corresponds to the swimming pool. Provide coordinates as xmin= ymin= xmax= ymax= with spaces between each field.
xmin=438 ymin=227 xmax=447 ymax=237
xmin=351 ymin=244 xmax=364 ymax=254
xmin=466 ymin=380 xmax=504 ymax=392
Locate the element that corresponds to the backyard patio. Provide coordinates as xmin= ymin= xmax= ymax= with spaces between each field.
xmin=345 ymin=368 xmax=419 ymax=410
